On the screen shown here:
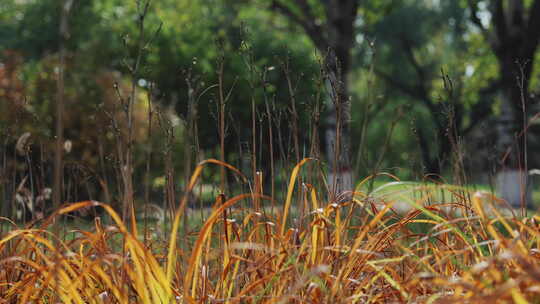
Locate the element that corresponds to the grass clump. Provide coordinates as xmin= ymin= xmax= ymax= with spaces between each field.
xmin=1 ymin=159 xmax=540 ymax=303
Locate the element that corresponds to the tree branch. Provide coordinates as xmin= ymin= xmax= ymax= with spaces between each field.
xmin=462 ymin=80 xmax=501 ymax=135
xmin=270 ymin=0 xmax=328 ymax=50
xmin=399 ymin=36 xmax=426 ymax=85
xmin=467 ymin=0 xmax=496 ymax=46
xmin=490 ymin=0 xmax=507 ymax=51
xmin=294 ymin=0 xmax=316 ymax=22
xmin=376 ymin=66 xmax=446 ymax=133
xmin=467 ymin=0 xmax=485 ymax=31
xmin=375 ymin=69 xmax=434 ymax=110
xmin=523 ymin=0 xmax=540 ymax=58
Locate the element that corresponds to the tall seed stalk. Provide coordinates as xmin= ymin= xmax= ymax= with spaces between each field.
xmin=262 ymin=67 xmax=276 ymax=212
xmin=53 ymin=0 xmax=73 ymax=219
xmin=120 ymin=1 xmax=145 ymax=225
xmin=50 ymin=1 xmax=74 ymax=299
xmin=118 ymin=0 xmax=161 ymax=225
xmin=143 ymin=82 xmax=154 ymax=242
xmin=217 ymin=47 xmax=228 ymax=195
xmin=517 ymin=63 xmax=529 ymax=216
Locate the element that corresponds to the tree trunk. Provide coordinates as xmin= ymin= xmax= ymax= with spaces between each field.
xmin=323 ymin=1 xmax=356 ymax=200
xmin=495 ymin=57 xmax=531 ymax=208
xmin=269 ymin=0 xmax=358 ymax=200
xmin=471 ymin=0 xmax=540 ymax=209
xmin=324 ymin=68 xmax=352 ymax=200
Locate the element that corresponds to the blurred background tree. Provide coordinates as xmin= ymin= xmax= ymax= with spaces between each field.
xmin=2 ymin=0 xmax=540 ymax=212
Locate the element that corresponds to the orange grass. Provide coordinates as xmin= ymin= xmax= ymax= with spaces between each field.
xmin=2 ymin=159 xmax=540 ymax=303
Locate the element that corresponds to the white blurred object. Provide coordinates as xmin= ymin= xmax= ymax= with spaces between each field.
xmin=496 ymin=169 xmax=531 ymax=208
xmin=63 ymin=140 xmax=72 ymax=153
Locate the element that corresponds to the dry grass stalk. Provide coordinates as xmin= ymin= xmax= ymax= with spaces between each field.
xmin=1 ymin=160 xmax=539 ymax=303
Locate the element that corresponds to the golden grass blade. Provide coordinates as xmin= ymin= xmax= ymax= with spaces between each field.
xmin=183 ymin=193 xmax=253 ymax=297
xmin=130 ymin=200 xmax=138 ymax=238
xmin=393 ymin=192 xmax=476 ymax=250
xmin=166 ymin=159 xmax=247 ymax=288
xmin=57 ymin=200 xmax=99 ymax=215
xmin=280 ymin=158 xmax=313 ymax=235
xmin=89 ymin=265 xmax=127 ymax=302
xmin=54 ymin=201 xmax=171 ymax=302
xmin=355 ymin=172 xmax=401 ymax=191
xmin=334 ymin=204 xmax=342 ymax=247
xmin=367 ymin=261 xmax=409 ymax=300
xmin=0 ymin=217 xmax=17 ymax=227
xmin=472 ymin=192 xmax=487 ymax=221
xmin=236 ymin=272 xmax=276 ymax=298
xmin=225 ymin=259 xmax=241 ymax=301
xmin=511 ymin=287 xmax=528 ymax=304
